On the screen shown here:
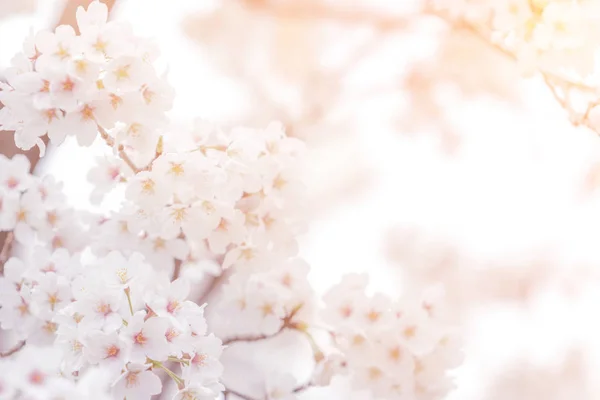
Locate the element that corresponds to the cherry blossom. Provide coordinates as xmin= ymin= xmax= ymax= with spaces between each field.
xmin=0 ymin=2 xmax=471 ymax=400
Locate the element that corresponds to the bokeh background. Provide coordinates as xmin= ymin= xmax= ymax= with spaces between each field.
xmin=4 ymin=0 xmax=600 ymax=399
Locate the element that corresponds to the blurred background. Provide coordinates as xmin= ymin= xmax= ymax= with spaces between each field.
xmin=4 ymin=0 xmax=600 ymax=399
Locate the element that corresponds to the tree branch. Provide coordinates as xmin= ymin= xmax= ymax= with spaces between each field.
xmin=223 ymin=306 xmax=303 ymax=346
xmin=0 ymin=340 xmax=25 ymax=358
xmin=224 ymin=381 xmax=312 ymax=400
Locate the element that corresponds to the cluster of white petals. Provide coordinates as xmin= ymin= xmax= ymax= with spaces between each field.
xmin=0 ymin=346 xmax=113 ymax=400
xmin=322 ymin=275 xmax=462 ymax=400
xmin=87 ymin=119 xmax=306 ymax=280
xmin=432 ymin=0 xmax=600 ymax=76
xmin=0 ymin=226 xmax=223 ymax=399
xmin=0 ymin=2 xmax=464 ymax=399
xmin=0 ymin=153 xmax=88 ymax=250
xmin=216 ymin=257 xmax=316 ymax=338
xmin=0 ymin=0 xmax=172 ymax=157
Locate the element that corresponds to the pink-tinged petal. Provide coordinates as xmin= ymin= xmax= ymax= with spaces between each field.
xmin=138 ymin=370 xmax=162 ymax=397
xmin=75 ymin=118 xmax=98 ymax=147
xmin=34 ymin=30 xmax=57 ymax=54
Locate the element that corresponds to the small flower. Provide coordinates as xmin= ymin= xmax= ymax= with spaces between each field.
xmin=122 ymin=312 xmax=170 ymax=364
xmin=112 ymin=363 xmax=162 ymax=400
xmin=84 ymin=332 xmax=130 ymax=374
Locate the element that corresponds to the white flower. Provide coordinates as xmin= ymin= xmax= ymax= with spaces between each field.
xmin=54 ymin=320 xmax=87 ymax=373
xmin=11 ymin=190 xmax=45 ymax=243
xmin=76 ymin=0 xmax=108 ymax=34
xmin=0 ymin=154 xmax=31 ymax=192
xmin=206 ymin=209 xmax=246 ymax=254
xmin=100 ymin=251 xmax=148 ymax=290
xmin=146 ymin=278 xmax=191 ymax=320
xmin=122 ymin=312 xmax=170 ymax=364
xmin=0 ymin=189 xmax=20 ymax=231
xmin=125 ymin=171 xmax=171 ymax=210
xmin=26 ymin=246 xmax=78 ymax=280
xmin=73 ymin=283 xmax=124 ymax=331
xmin=173 ymin=384 xmax=220 ymax=400
xmin=87 ymin=156 xmax=130 ymax=204
xmin=182 ymin=334 xmax=224 ymax=382
xmin=84 ymin=331 xmax=130 ymax=373
xmin=140 ymin=234 xmax=189 ymax=272
xmin=103 ymin=56 xmax=152 ymax=92
xmin=6 ymin=345 xmax=63 ymax=399
xmin=312 ymin=353 xmax=348 ymax=386
xmin=35 ymin=175 xmax=66 ymax=207
xmin=35 ymin=25 xmax=81 ymax=70
xmin=112 ymin=363 xmax=162 ymax=400
xmin=30 ymin=272 xmax=72 ymax=319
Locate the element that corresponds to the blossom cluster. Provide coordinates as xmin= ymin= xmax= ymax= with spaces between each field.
xmin=321 ymin=274 xmax=462 ymax=400
xmin=0 ymin=241 xmax=224 ymax=399
xmin=0 ymin=2 xmax=463 ymax=399
xmin=87 ymin=119 xmax=306 ymax=280
xmin=433 ymin=0 xmax=600 ymax=76
xmin=0 ymin=0 xmax=172 ymax=158
xmin=0 ymin=346 xmax=114 ymax=400
xmin=0 ymin=153 xmax=88 ymax=251
xmin=215 ymin=257 xmax=316 ymax=338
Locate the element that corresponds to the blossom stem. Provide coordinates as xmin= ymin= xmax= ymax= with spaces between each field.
xmin=124 ymin=288 xmax=134 ymax=316
xmin=97 ymin=124 xmax=140 ymax=173
xmin=149 ymin=359 xmax=185 ymax=389
xmin=300 ymin=330 xmax=325 ymax=363
xmin=167 ymin=356 xmax=190 ymax=366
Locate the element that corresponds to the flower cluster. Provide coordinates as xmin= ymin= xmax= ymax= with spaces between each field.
xmin=0 ymin=2 xmax=466 ymax=400
xmin=0 ymin=153 xmax=88 ymax=250
xmin=0 ymin=245 xmax=224 ymax=399
xmin=0 ymin=0 xmax=172 ymax=158
xmin=89 ymin=120 xmax=306 ymax=278
xmin=432 ymin=0 xmax=600 ymax=76
xmin=215 ymin=257 xmax=316 ymax=338
xmin=0 ymin=346 xmax=114 ymax=400
xmin=321 ymin=274 xmax=462 ymax=400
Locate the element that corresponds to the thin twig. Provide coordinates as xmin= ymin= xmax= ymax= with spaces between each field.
xmin=97 ymin=124 xmax=140 ymax=173
xmin=224 ymin=382 xmax=312 ymax=400
xmin=0 ymin=232 xmax=14 ymax=274
xmin=222 ymin=325 xmax=287 ymax=346
xmin=171 ymin=260 xmax=182 ymax=281
xmin=424 ymin=6 xmax=600 ymax=134
xmin=0 ymin=340 xmax=25 ymax=358
xmin=196 ymin=270 xmax=228 ymax=306
xmin=223 ymin=306 xmax=302 ymax=345
xmin=223 ymin=388 xmax=254 ymax=400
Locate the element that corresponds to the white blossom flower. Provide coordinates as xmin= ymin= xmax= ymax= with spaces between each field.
xmin=0 ymin=154 xmax=31 ymax=192
xmin=181 ymin=334 xmax=224 ymax=382
xmin=112 ymin=363 xmax=162 ymax=400
xmin=84 ymin=331 xmax=130 ymax=374
xmin=122 ymin=312 xmax=170 ymax=364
